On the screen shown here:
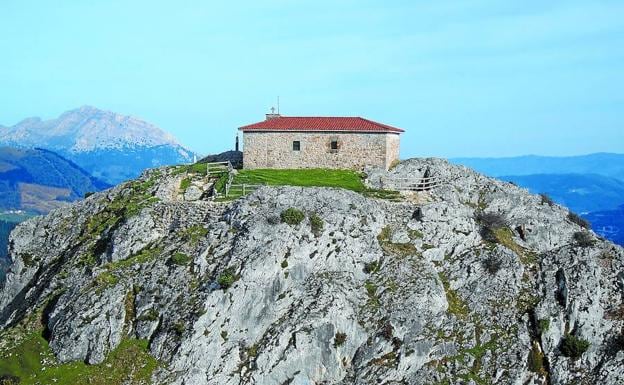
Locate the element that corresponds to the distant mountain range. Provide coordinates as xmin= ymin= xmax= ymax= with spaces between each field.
xmin=0 ymin=147 xmax=112 ymax=277
xmin=452 ymin=154 xmax=624 ymax=246
xmin=585 ymin=205 xmax=624 ymax=246
xmin=0 ymin=147 xmax=110 ymax=213
xmin=452 ymin=153 xmax=624 ymax=181
xmin=0 ymin=106 xmax=196 ymax=184
xmin=500 ymin=173 xmax=624 ymax=214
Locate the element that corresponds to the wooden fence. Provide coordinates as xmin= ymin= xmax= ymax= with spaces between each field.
xmin=225 ymin=183 xmax=263 ymax=198
xmin=206 ymin=161 xmax=232 ymax=177
xmin=382 ymin=176 xmax=448 ymax=192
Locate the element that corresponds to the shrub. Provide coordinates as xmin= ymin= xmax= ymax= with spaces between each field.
xmin=309 ymin=213 xmax=324 ymax=236
xmin=567 ymin=212 xmax=590 ymax=229
xmin=538 ymin=319 xmax=550 ymax=335
xmin=573 ymin=231 xmax=595 ymax=248
xmin=280 ymin=260 xmax=288 ymax=269
xmin=539 ymin=193 xmax=554 ymax=206
xmin=482 ymin=255 xmax=502 ymax=274
xmin=280 ymin=208 xmax=305 ymax=226
xmin=171 ymin=252 xmax=192 ymax=265
xmin=560 ymin=334 xmax=590 ymax=358
xmin=217 ymin=268 xmax=238 ymax=289
xmin=334 ymin=332 xmax=347 ymax=347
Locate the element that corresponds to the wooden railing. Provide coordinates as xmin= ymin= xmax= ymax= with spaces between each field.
xmin=382 ymin=176 xmax=448 ymax=192
xmin=206 ymin=161 xmax=232 ymax=177
xmin=225 ymin=183 xmax=263 ymax=197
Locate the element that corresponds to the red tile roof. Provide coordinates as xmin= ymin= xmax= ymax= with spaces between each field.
xmin=238 ymin=116 xmax=404 ymax=133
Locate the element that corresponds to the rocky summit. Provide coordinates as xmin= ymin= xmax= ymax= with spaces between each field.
xmin=0 ymin=158 xmax=623 ymax=385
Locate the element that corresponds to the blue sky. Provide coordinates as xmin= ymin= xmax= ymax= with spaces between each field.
xmin=1 ymin=0 xmax=623 ymax=157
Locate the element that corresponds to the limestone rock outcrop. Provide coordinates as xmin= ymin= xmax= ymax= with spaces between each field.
xmin=1 ymin=158 xmax=622 ymax=384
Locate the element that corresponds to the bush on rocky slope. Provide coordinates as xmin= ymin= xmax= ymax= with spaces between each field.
xmin=560 ymin=334 xmax=590 ymax=358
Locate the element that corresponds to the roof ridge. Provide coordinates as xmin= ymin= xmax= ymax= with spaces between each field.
xmin=238 ymin=116 xmax=404 ymax=133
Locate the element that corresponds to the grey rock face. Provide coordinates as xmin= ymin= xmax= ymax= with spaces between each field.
xmin=0 ymin=158 xmax=622 ymax=384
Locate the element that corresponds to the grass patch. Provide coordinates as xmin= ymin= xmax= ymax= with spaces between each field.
xmin=81 ymin=173 xmax=162 ymax=256
xmin=94 ymin=272 xmax=119 ymax=291
xmin=231 ymin=168 xmax=366 ymax=191
xmin=170 ymin=252 xmax=192 ymax=266
xmin=538 ymin=319 xmax=550 ymax=335
xmin=362 ymin=189 xmax=402 ymax=201
xmin=216 ymin=168 xmax=404 ymax=201
xmin=364 ymin=280 xmax=380 ymax=309
xmin=217 ymin=268 xmax=238 ymax=290
xmin=173 ymin=162 xmax=209 ymax=176
xmin=491 ymin=228 xmax=534 ymax=264
xmin=439 ymin=273 xmax=469 ymax=318
xmin=179 ymin=177 xmax=191 ymax=192
xmin=179 ymin=225 xmax=209 ymax=245
xmin=106 ymin=247 xmax=162 ymax=271
xmin=376 ymin=226 xmax=417 ymax=257
xmin=0 ymin=333 xmax=159 ymax=385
